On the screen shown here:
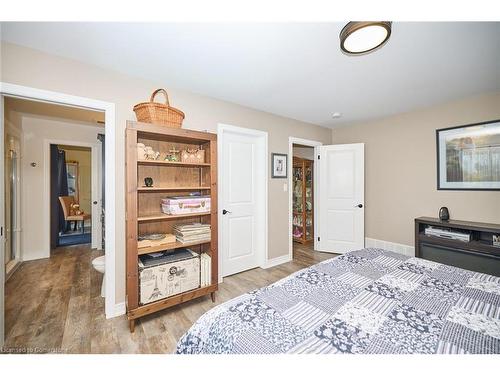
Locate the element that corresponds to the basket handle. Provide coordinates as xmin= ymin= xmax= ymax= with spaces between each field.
xmin=150 ymin=89 xmax=170 ymax=106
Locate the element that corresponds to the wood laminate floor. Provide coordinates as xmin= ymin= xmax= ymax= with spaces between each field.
xmin=3 ymin=242 xmax=335 ymax=354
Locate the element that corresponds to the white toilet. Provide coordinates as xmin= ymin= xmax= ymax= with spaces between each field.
xmin=92 ymin=255 xmax=106 ymax=298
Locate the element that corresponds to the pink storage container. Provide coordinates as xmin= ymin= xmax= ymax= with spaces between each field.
xmin=161 ymin=195 xmax=211 ymax=215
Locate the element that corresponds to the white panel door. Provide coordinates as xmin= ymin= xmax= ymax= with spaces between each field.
xmin=221 ymin=130 xmax=262 ymax=276
xmin=318 ymin=143 xmax=364 ymax=254
xmin=91 ymin=144 xmax=102 ymax=250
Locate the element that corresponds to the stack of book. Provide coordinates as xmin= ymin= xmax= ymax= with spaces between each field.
xmin=173 ymin=223 xmax=211 ymax=244
xmin=200 ymin=253 xmax=212 ymax=287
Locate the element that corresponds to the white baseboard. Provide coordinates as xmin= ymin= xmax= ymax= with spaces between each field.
xmin=365 ymin=237 xmax=415 ymax=257
xmin=106 ymin=302 xmax=126 ymax=319
xmin=22 ymin=253 xmax=50 ymax=262
xmin=261 ymin=254 xmax=292 ymax=269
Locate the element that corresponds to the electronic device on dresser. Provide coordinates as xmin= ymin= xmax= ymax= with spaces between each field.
xmin=415 ymin=217 xmax=500 ymax=276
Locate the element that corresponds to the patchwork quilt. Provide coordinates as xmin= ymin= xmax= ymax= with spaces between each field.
xmin=176 ymin=248 xmax=500 ymax=354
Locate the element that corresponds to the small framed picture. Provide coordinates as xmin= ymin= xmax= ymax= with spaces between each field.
xmin=271 ymin=153 xmax=287 ymax=178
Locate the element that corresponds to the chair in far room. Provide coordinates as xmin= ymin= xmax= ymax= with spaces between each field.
xmin=58 ymin=195 xmax=91 ymax=234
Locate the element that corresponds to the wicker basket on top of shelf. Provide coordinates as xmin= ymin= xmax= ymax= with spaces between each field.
xmin=133 ymin=89 xmax=185 ymax=128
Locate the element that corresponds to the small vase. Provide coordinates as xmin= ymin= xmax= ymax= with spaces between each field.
xmin=439 ymin=207 xmax=450 ymax=221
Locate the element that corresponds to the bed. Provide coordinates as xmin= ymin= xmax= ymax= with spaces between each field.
xmin=176 ymin=248 xmax=500 ymax=354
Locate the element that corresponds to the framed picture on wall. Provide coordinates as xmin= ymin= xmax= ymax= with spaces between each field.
xmin=437 ymin=119 xmax=500 ymax=190
xmin=271 ymin=153 xmax=288 ymax=178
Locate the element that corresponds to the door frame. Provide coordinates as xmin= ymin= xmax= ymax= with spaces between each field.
xmin=288 ymin=137 xmax=322 ymax=260
xmin=0 ymin=82 xmax=118 ymax=333
xmin=217 ymin=123 xmax=268 ymax=283
xmin=43 ymin=138 xmax=103 ymax=253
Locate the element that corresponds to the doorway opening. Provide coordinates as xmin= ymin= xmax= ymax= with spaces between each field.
xmin=2 ymin=96 xmax=106 ymax=349
xmin=288 ymin=137 xmax=322 ymax=262
xmin=292 ymin=144 xmax=315 ymax=257
xmin=51 ymin=144 xmax=93 ymax=248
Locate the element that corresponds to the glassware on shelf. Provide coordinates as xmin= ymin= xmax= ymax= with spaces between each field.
xmin=305 ymin=200 xmax=312 ymax=212
xmin=305 ymin=215 xmax=313 ymax=227
xmin=293 ymin=226 xmax=303 ymax=238
xmin=293 ymin=214 xmax=303 ymax=227
xmin=306 ymin=229 xmax=312 ymax=239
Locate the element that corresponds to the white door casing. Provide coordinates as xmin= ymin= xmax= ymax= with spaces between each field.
xmin=218 ymin=124 xmax=268 ymax=278
xmin=318 ymin=143 xmax=364 ymax=254
xmin=0 ymin=82 xmax=118 ymax=321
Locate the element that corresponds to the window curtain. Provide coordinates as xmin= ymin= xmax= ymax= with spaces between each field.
xmin=50 ymin=145 xmax=69 ymax=248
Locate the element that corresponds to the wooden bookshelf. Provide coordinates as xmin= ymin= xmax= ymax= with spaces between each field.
xmin=126 ymin=121 xmax=218 ymax=332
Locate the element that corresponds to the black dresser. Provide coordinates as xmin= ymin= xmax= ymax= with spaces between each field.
xmin=415 ymin=217 xmax=500 ymax=276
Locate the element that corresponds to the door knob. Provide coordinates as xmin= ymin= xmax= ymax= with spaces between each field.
xmin=93 ymin=201 xmax=98 ymax=205
xmin=222 ymin=209 xmax=231 ymax=215
xmin=356 ymin=204 xmax=363 ymax=208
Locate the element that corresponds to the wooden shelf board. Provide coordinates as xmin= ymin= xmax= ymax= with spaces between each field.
xmin=138 ymin=159 xmax=210 ymax=167
xmin=418 ymin=233 xmax=500 ymax=256
xmin=127 ymin=284 xmax=218 ymax=320
xmin=415 ymin=217 xmax=500 ymax=233
xmin=138 ymin=239 xmax=211 ymax=255
xmin=138 ymin=186 xmax=211 ymax=192
xmin=128 ymin=120 xmax=216 ymax=143
xmin=137 ymin=212 xmax=211 ymax=223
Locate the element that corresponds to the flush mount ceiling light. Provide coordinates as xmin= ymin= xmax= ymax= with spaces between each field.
xmin=340 ymin=21 xmax=392 ymax=55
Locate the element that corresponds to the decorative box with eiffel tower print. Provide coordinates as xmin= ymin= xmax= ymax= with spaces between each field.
xmin=138 ymin=249 xmax=200 ymax=305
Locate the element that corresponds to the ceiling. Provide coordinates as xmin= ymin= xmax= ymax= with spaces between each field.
xmin=5 ymin=97 xmax=105 ymax=126
xmin=2 ymin=22 xmax=499 ymax=128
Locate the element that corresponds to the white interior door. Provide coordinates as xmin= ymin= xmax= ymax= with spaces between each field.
xmin=219 ymin=125 xmax=267 ymax=277
xmin=0 ymin=95 xmax=5 ymax=346
xmin=317 ymin=143 xmax=364 ymax=254
xmin=91 ymin=144 xmax=102 ymax=250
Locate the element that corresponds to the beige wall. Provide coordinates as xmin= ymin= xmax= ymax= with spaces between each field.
xmin=60 ymin=146 xmax=92 ymax=215
xmin=1 ymin=42 xmax=331 ymax=304
xmin=332 ymin=92 xmax=500 ymax=247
